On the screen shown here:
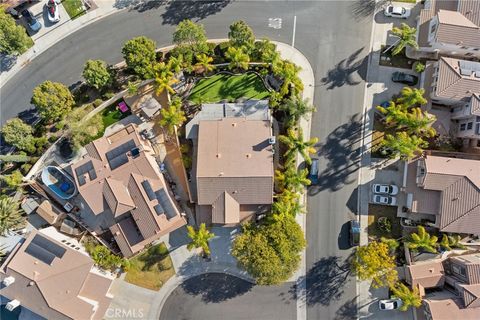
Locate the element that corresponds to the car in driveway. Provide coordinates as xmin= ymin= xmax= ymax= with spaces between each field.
xmin=21 ymin=9 xmax=42 ymax=32
xmin=349 ymin=220 xmax=360 ymax=247
xmin=379 ymin=298 xmax=403 ymax=310
xmin=372 ymin=194 xmax=397 ymax=206
xmin=384 ymin=5 xmax=411 ymax=19
xmin=46 ymin=0 xmax=61 ymax=23
xmin=392 ymin=72 xmax=418 ymax=86
xmin=372 ymin=184 xmax=399 ymax=195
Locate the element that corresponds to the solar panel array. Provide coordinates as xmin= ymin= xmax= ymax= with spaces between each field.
xmin=459 ymin=60 xmax=480 ymax=77
xmin=141 ymin=180 xmax=156 ymax=201
xmin=106 ymin=139 xmax=136 ymax=170
xmin=74 ymin=161 xmax=97 ymax=186
xmin=156 ymin=188 xmax=177 ymax=219
xmin=25 ymin=234 xmax=67 ymax=265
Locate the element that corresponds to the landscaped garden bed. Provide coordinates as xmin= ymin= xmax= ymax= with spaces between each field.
xmin=367 ymin=204 xmax=402 ymax=240
xmin=62 ymin=0 xmax=87 ymax=19
xmin=379 ymin=46 xmax=416 ymax=69
xmin=124 ymin=243 xmax=175 ymax=291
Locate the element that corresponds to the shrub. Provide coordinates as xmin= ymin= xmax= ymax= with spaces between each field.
xmin=31 ymin=81 xmax=74 ymax=122
xmin=377 ymin=217 xmax=392 ymax=233
xmin=48 ymin=136 xmax=58 ymax=143
xmin=1 ymin=118 xmax=36 ymax=153
xmin=102 ymin=92 xmax=114 ymax=100
xmin=35 ymin=136 xmax=49 ymax=152
xmin=93 ymin=98 xmax=104 ymax=108
xmin=20 ymin=163 xmax=32 ymax=175
xmin=413 ymin=61 xmax=425 ymax=73
xmin=1 ymin=170 xmax=23 ymax=189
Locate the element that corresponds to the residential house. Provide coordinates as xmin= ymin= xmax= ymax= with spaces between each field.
xmin=406 ymin=253 xmax=480 ymax=319
xmin=416 ymin=0 xmax=480 ymax=59
xmin=0 ymin=228 xmax=114 ymax=320
xmin=69 ymin=124 xmax=186 ymax=257
xmin=402 ymin=155 xmax=480 ymax=235
xmin=186 ymin=101 xmax=274 ymax=225
xmin=423 ymin=56 xmax=480 ymax=147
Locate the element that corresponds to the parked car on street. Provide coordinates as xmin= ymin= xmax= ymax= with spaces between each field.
xmin=384 ymin=5 xmax=411 ymax=19
xmin=21 ymin=9 xmax=42 ymax=32
xmin=349 ymin=220 xmax=361 ymax=247
xmin=391 ymin=72 xmax=418 ymax=86
xmin=372 ymin=184 xmax=399 ymax=195
xmin=379 ymin=298 xmax=403 ymax=310
xmin=308 ymin=158 xmax=319 ymax=185
xmin=372 ymin=194 xmax=397 ymax=206
xmin=46 ymin=0 xmax=60 ymax=23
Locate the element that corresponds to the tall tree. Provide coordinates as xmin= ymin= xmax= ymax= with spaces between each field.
xmin=406 ymin=226 xmax=438 ymax=253
xmin=0 ymin=8 xmax=33 ymax=55
xmin=272 ymin=189 xmax=303 ymax=217
xmin=66 ymin=106 xmax=104 ymax=150
xmin=397 ymin=87 xmax=427 ymax=108
xmin=391 ymin=23 xmax=418 ymax=56
xmin=225 ymin=46 xmax=250 ymax=71
xmin=172 ymin=19 xmax=209 ymax=59
xmin=228 ymin=20 xmax=256 ymax=54
xmin=253 ymin=38 xmax=279 ymax=64
xmin=82 ymin=59 xmax=111 ymax=90
xmin=167 ymin=55 xmax=183 ymax=74
xmin=390 ymin=283 xmax=422 ymax=311
xmin=275 ymin=167 xmax=311 ymax=193
xmin=0 ymin=197 xmax=24 ymax=236
xmin=31 ymin=81 xmax=74 ymax=122
xmin=194 ymin=53 xmax=215 ymax=74
xmin=1 ymin=118 xmax=36 ymax=153
xmin=187 ymin=223 xmax=215 ymax=256
xmin=380 ymin=132 xmax=427 ymax=160
xmin=122 ymin=36 xmax=156 ymax=79
xmin=352 ymin=241 xmax=398 ymax=288
xmin=273 ymin=60 xmax=304 ymax=98
xmin=159 ymin=97 xmax=186 ymax=135
xmin=279 ymin=128 xmax=318 ymax=165
xmin=276 ymin=97 xmax=316 ymax=129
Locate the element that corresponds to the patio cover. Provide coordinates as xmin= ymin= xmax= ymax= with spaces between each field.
xmin=139 ymin=95 xmax=162 ymax=119
xmin=36 ymin=200 xmax=60 ymax=225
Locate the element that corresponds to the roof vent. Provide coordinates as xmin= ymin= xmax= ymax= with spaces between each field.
xmin=2 ymin=276 xmax=15 ymax=287
xmin=219 ymin=172 xmax=224 ymax=176
xmin=429 ymin=268 xmax=434 ymax=273
xmin=232 ymin=122 xmax=237 ymax=127
xmin=216 ymin=153 xmax=221 ymax=158
xmin=246 ymin=153 xmax=251 ymax=158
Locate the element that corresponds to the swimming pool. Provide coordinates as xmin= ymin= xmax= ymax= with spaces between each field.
xmin=41 ymin=166 xmax=77 ymax=200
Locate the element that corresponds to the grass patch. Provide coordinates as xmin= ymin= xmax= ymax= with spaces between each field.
xmin=379 ymin=46 xmax=416 ymax=69
xmin=125 ymin=243 xmax=175 ymax=291
xmin=188 ymin=73 xmax=270 ymax=104
xmin=92 ymin=100 xmax=130 ymax=138
xmin=62 ymin=0 xmax=87 ymax=20
xmin=367 ymin=204 xmax=401 ymax=240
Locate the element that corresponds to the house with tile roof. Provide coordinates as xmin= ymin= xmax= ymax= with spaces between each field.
xmin=186 ymin=101 xmax=274 ymax=225
xmin=416 ymin=0 xmax=480 ymax=59
xmin=69 ymin=124 xmax=186 ymax=257
xmin=0 ymin=228 xmax=114 ymax=320
xmin=405 ymin=252 xmax=480 ymax=320
xmin=402 ymin=155 xmax=480 ymax=235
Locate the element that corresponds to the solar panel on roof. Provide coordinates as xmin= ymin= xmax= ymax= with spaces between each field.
xmin=106 ymin=139 xmax=136 ymax=170
xmin=154 ymin=203 xmax=164 ymax=215
xmin=141 ymin=180 xmax=156 ymax=201
xmin=25 ymin=234 xmax=67 ymax=265
xmin=156 ymin=188 xmax=177 ymax=219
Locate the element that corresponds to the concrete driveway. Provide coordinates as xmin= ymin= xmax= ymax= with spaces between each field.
xmin=18 ymin=0 xmax=69 ymax=40
xmin=359 ymin=286 xmax=414 ymax=320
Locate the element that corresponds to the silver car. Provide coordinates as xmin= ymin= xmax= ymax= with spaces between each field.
xmin=384 ymin=5 xmax=411 ymax=19
xmin=372 ymin=194 xmax=397 ymax=206
xmin=372 ymin=184 xmax=398 ymax=195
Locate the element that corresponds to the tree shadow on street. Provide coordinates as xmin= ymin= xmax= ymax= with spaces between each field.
xmin=161 ymin=0 xmax=232 ymax=25
xmin=0 ymin=54 xmax=17 ymax=73
xmin=291 ymin=255 xmax=353 ymax=307
xmin=321 ymin=48 xmax=368 ymax=90
xmin=114 ymin=0 xmax=164 ymax=11
xmin=180 ymin=272 xmax=254 ymax=303
xmin=334 ymin=296 xmax=358 ymax=320
xmin=308 ymin=114 xmax=362 ymax=195
xmin=350 ymin=0 xmax=391 ymax=21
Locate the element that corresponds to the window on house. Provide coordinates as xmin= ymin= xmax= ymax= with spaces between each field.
xmin=476 ymin=123 xmax=480 ymax=135
xmin=430 ymin=24 xmax=436 ymax=34
xmin=452 ymin=264 xmax=466 ymax=277
xmin=467 ymin=122 xmax=473 ymax=130
xmin=460 ymin=123 xmax=467 ymax=131
xmin=476 ymin=116 xmax=480 ymax=122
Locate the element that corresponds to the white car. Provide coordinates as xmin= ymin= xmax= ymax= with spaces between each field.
xmin=372 ymin=184 xmax=398 ymax=195
xmin=379 ymin=298 xmax=403 ymax=310
xmin=384 ymin=5 xmax=411 ymax=19
xmin=372 ymin=194 xmax=397 ymax=206
xmin=46 ymin=0 xmax=60 ymax=23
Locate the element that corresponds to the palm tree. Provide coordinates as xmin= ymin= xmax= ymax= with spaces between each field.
xmin=403 ymin=108 xmax=436 ymax=138
xmin=391 ymin=23 xmax=419 ymax=56
xmin=167 ymin=55 xmax=183 ymax=74
xmin=279 ymin=128 xmax=318 ymax=165
xmin=126 ymin=81 xmax=138 ymax=97
xmin=275 ymin=167 xmax=311 ymax=193
xmin=439 ymin=234 xmax=452 ymax=251
xmin=440 ymin=234 xmax=467 ymax=251
xmin=159 ymin=97 xmax=186 ymax=135
xmin=225 ymin=46 xmax=250 ymax=71
xmin=155 ymin=75 xmax=178 ymax=95
xmin=380 ymin=132 xmax=427 ymax=160
xmin=187 ymin=223 xmax=215 ymax=256
xmin=381 ymin=237 xmax=400 ymax=253
xmin=406 ymin=226 xmax=438 ymax=253
xmin=194 ymin=53 xmax=215 ymax=75
xmin=397 ymin=87 xmax=427 ymax=108
xmin=272 ymin=189 xmax=303 ymax=217
xmin=0 ymin=197 xmax=24 ymax=236
xmin=376 ymin=101 xmax=407 ymax=126
xmin=277 ymin=98 xmax=316 ymax=129
xmin=391 ymin=282 xmax=422 ymax=311
xmin=274 ymin=60 xmax=304 ymax=97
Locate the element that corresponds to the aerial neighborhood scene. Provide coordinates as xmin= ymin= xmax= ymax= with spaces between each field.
xmin=1 ymin=0 xmax=480 ymax=320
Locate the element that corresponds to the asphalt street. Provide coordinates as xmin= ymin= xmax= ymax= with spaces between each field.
xmin=0 ymin=1 xmax=373 ymax=319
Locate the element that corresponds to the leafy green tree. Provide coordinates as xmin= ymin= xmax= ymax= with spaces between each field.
xmin=391 ymin=282 xmax=422 ymax=311
xmin=0 ymin=197 xmax=24 ymax=236
xmin=82 ymin=59 xmax=111 ymax=90
xmin=439 ymin=234 xmax=467 ymax=251
xmin=0 ymin=8 xmax=33 ymax=55
xmin=154 ymin=61 xmax=177 ymax=95
xmin=397 ymin=87 xmax=427 ymax=108
xmin=253 ymin=38 xmax=279 ymax=64
xmin=122 ymin=36 xmax=156 ymax=79
xmin=391 ymin=23 xmax=418 ymax=56
xmin=159 ymin=97 xmax=186 ymax=135
xmin=66 ymin=107 xmax=104 ymax=150
xmin=381 ymin=237 xmax=400 ymax=252
xmin=380 ymin=132 xmax=427 ymax=160
xmin=413 ymin=61 xmax=425 ymax=73
xmin=228 ymin=20 xmax=256 ymax=53
xmin=194 ymin=53 xmax=215 ymax=74
xmin=225 ymin=46 xmax=250 ymax=71
xmin=167 ymin=55 xmax=183 ymax=74
xmin=276 ymin=97 xmax=316 ymax=129
xmin=232 ymin=215 xmax=306 ymax=285
xmin=273 ymin=60 xmax=304 ymax=98
xmin=126 ymin=81 xmax=138 ymax=96
xmin=172 ymin=19 xmax=209 ymax=59
xmin=31 ymin=81 xmax=74 ymax=122
xmin=0 ymin=154 xmax=31 ymax=163
xmin=1 ymin=170 xmax=23 ymax=190
xmin=275 ymin=166 xmax=311 ymax=193
xmin=87 ymin=244 xmax=127 ymax=271
xmin=279 ymin=128 xmax=318 ymax=165
xmin=1 ymin=118 xmax=36 ymax=153
xmin=352 ymin=241 xmax=398 ymax=288
xmin=187 ymin=223 xmax=214 ymax=256
xmin=272 ymin=189 xmax=303 ymax=217
xmin=406 ymin=226 xmax=438 ymax=253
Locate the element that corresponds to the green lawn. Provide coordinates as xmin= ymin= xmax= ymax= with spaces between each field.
xmin=93 ymin=101 xmax=130 ymax=138
xmin=188 ymin=73 xmax=270 ymax=104
xmin=62 ymin=0 xmax=86 ymax=19
xmin=125 ymin=243 xmax=175 ymax=291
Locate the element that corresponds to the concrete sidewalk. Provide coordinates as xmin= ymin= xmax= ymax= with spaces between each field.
xmin=1 ymin=0 xmax=120 ymax=86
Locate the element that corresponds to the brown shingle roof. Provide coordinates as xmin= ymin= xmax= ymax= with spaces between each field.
xmin=435 ymin=57 xmax=480 ymax=102
xmin=407 ymin=260 xmax=445 ymax=289
xmin=435 ymin=9 xmax=480 ymax=49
